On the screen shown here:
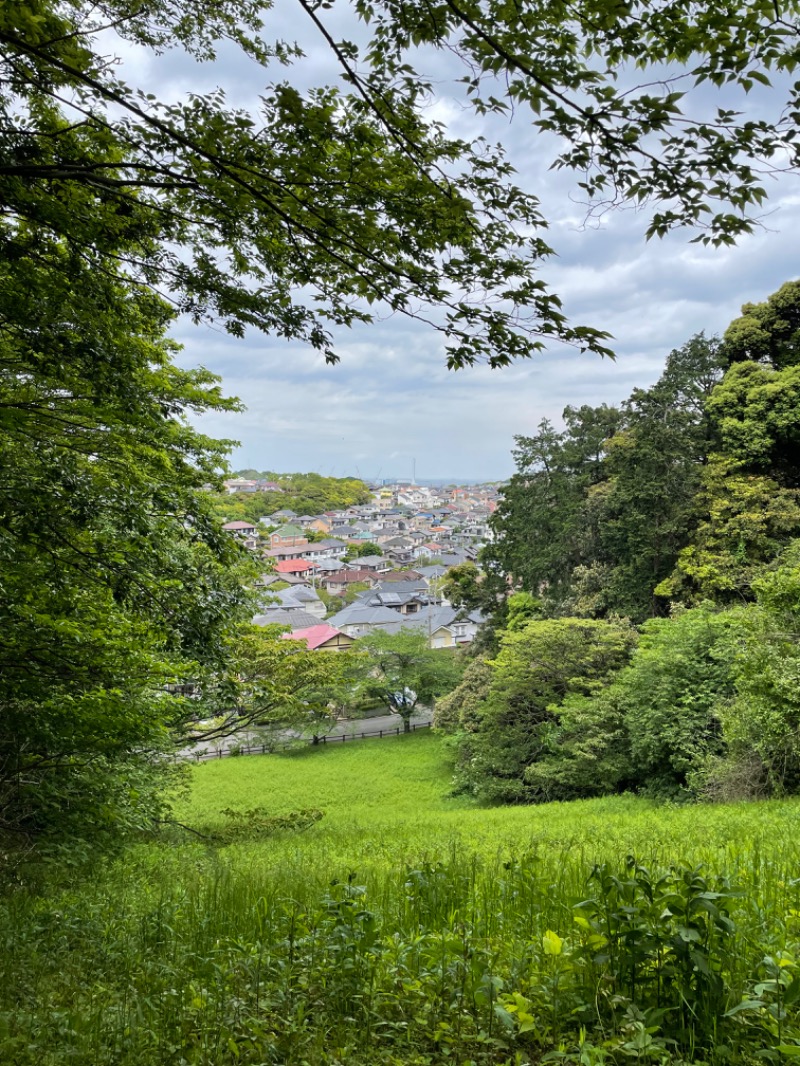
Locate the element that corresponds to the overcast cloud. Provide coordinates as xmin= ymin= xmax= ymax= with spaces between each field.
xmin=131 ymin=6 xmax=800 ymax=482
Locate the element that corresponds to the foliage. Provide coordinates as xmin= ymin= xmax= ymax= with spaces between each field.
xmin=432 ymin=656 xmax=492 ymax=732
xmin=0 ymin=262 xmax=253 ymax=848
xmin=455 ymin=618 xmax=636 ymax=802
xmin=10 ymin=737 xmax=800 ymax=1064
xmin=344 ymin=541 xmax=382 ymax=560
xmin=487 ymin=405 xmax=622 ymax=613
xmin=594 ymin=336 xmax=727 ymax=618
xmin=658 ymin=324 xmax=800 ymax=603
xmin=354 ymin=629 xmax=463 ymax=730
xmin=656 ymin=461 xmax=800 ymax=603
xmin=724 ymin=280 xmax=800 ymax=371
xmin=488 ymin=336 xmax=726 ymax=622
xmin=712 ymin=543 xmax=800 ymax=797
xmin=602 ymin=605 xmax=744 ymax=797
xmin=442 ymin=560 xmax=499 ymax=615
xmin=707 ymin=359 xmax=800 ymax=487
xmin=505 ymin=591 xmax=543 ymax=631
xmin=213 ymin=473 xmax=372 ymax=524
xmin=0 ymin=0 xmax=616 ymax=370
xmin=184 ymin=625 xmax=363 ymax=746
xmin=320 ymin=581 xmax=373 ymax=615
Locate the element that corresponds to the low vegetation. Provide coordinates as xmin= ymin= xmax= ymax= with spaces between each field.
xmin=6 ymin=734 xmax=800 ymax=1065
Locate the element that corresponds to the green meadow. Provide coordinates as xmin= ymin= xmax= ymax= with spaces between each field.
xmin=5 ymin=733 xmax=800 ymax=1065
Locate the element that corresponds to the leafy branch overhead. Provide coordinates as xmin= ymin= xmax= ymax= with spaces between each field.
xmin=3 ymin=0 xmax=799 ymax=368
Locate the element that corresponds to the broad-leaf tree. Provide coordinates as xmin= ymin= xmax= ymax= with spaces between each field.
xmin=355 ymin=629 xmax=462 ymax=730
xmin=0 ymin=269 xmax=254 ymax=847
xmin=3 ymin=0 xmax=799 ymax=369
xmin=185 ymin=625 xmax=363 ymax=748
xmin=453 ymin=618 xmax=635 ymax=802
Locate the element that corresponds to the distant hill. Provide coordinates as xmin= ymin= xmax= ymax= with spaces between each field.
xmin=211 ymin=471 xmax=371 ymax=525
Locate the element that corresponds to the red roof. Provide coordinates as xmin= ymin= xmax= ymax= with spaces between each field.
xmin=281 ymin=624 xmax=350 ymax=650
xmin=275 ymin=559 xmax=317 ymax=574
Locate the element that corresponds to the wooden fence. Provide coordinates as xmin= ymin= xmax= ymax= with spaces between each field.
xmin=188 ymin=720 xmax=432 ymax=761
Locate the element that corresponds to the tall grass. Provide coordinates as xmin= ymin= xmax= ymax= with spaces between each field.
xmin=4 ymin=733 xmax=800 ymax=1064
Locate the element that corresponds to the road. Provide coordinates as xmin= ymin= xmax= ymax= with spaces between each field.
xmin=182 ymin=706 xmax=434 ymax=761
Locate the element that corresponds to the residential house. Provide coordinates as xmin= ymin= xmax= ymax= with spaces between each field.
xmin=387 ymin=606 xmax=484 ymax=648
xmin=274 ymin=559 xmax=317 ymax=578
xmin=320 ymin=569 xmax=378 ymax=594
xmin=354 ymin=588 xmax=429 ymax=616
xmin=281 ymin=625 xmax=355 ymax=651
xmin=380 ymin=568 xmax=424 ymax=583
xmin=223 ymin=478 xmax=258 ymax=493
xmin=344 ymin=555 xmax=391 ymax=574
xmin=266 ymin=543 xmax=313 ymax=564
xmin=222 ymin=520 xmax=258 ymax=538
xmin=258 ymin=585 xmax=326 ymax=619
xmin=307 ymin=516 xmax=332 ymax=534
xmin=269 ymin=523 xmax=308 ymax=549
xmin=326 ymin=604 xmax=405 ymax=637
xmin=315 ymin=538 xmax=348 ymax=559
xmin=382 ymin=535 xmax=416 ymax=564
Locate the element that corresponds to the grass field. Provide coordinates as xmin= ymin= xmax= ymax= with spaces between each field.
xmin=5 ymin=733 xmax=800 ymax=1065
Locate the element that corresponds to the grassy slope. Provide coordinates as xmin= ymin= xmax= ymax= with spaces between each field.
xmin=7 ymin=734 xmax=800 ymax=1065
xmin=178 ymin=732 xmax=800 ymax=879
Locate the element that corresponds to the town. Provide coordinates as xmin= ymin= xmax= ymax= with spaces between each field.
xmin=218 ymin=476 xmax=499 ymax=650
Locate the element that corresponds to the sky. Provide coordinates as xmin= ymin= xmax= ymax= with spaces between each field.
xmin=126 ymin=5 xmax=800 ymax=483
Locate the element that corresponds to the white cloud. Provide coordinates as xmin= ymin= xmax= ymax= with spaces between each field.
xmin=131 ymin=7 xmax=800 ymax=481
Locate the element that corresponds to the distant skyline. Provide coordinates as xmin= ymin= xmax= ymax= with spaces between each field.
xmin=143 ymin=9 xmax=799 ymax=482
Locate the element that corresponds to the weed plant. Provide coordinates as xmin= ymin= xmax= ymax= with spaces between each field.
xmin=4 ymin=734 xmax=800 ymax=1065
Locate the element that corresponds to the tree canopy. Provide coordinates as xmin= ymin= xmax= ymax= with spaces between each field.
xmin=354 ymin=629 xmax=462 ymax=730
xmin=486 ymin=294 xmax=800 ymax=622
xmin=3 ymin=0 xmax=799 ymax=370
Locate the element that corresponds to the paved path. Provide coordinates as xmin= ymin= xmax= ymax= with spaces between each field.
xmin=183 ymin=707 xmax=433 ymax=761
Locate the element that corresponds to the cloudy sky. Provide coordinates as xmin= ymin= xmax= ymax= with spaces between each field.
xmin=133 ymin=5 xmax=800 ymax=482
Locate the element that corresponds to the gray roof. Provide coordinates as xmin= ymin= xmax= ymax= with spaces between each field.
xmin=314 ymin=560 xmax=344 ymax=573
xmin=256 ymin=572 xmax=282 ymax=586
xmin=252 ymin=609 xmax=321 ymax=630
xmin=382 ymin=535 xmax=414 ymax=548
xmin=345 ymin=555 xmax=388 ymax=568
xmin=328 ymin=604 xmax=401 ymax=628
xmin=268 ymin=585 xmax=323 ymax=609
xmin=373 ymin=579 xmax=428 ymax=596
xmin=416 ymin=565 xmax=449 ymax=579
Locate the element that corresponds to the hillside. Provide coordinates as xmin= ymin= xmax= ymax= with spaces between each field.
xmin=212 ymin=471 xmax=372 ymax=525
xmin=6 ymin=734 xmax=800 ymax=1065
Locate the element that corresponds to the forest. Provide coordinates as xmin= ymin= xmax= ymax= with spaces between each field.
xmin=438 ymin=280 xmax=800 ymax=806
xmin=213 ymin=472 xmax=372 ymax=524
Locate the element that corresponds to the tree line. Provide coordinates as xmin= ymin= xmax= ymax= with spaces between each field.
xmin=213 ymin=472 xmax=372 ymax=526
xmin=438 ymin=281 xmax=800 ymax=804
